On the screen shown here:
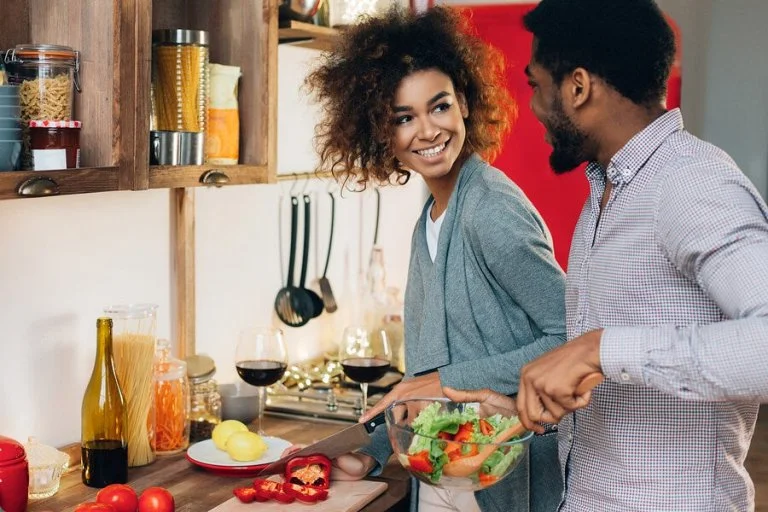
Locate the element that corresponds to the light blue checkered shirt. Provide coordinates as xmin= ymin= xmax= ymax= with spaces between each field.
xmin=559 ymin=109 xmax=768 ymax=511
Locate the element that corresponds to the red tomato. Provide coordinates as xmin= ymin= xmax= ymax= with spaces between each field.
xmin=96 ymin=484 xmax=139 ymax=512
xmin=138 ymin=487 xmax=175 ymax=512
xmin=74 ymin=502 xmax=117 ymax=512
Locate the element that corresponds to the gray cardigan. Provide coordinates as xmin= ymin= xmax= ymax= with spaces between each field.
xmin=359 ymin=154 xmax=567 ymax=511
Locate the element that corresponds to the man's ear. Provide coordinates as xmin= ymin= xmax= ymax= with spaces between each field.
xmin=564 ymin=67 xmax=591 ymax=110
xmin=457 ymin=92 xmax=469 ymax=118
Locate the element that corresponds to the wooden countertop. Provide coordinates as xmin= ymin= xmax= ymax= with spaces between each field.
xmin=29 ymin=415 xmax=410 ymax=512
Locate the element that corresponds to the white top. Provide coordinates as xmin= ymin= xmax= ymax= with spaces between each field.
xmin=425 ymin=203 xmax=446 ymax=263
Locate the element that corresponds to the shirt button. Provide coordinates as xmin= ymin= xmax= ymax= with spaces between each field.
xmin=621 ymin=371 xmax=630 ymax=382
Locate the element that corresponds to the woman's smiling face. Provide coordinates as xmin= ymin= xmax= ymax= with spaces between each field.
xmin=391 ymin=69 xmax=469 ymax=181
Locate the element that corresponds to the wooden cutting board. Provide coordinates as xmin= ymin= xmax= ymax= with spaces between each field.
xmin=208 ymin=479 xmax=388 ymax=512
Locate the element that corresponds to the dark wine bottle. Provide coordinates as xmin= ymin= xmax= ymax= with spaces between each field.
xmin=81 ymin=317 xmax=128 ymax=487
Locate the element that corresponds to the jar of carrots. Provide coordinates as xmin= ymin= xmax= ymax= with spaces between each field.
xmin=149 ymin=339 xmax=191 ymax=455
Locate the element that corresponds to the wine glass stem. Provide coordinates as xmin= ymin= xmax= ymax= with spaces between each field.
xmin=257 ymin=386 xmax=267 ymax=435
xmin=360 ymin=382 xmax=369 ymax=414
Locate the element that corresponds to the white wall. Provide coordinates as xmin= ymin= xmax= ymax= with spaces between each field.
xmin=0 ymin=45 xmax=424 ymax=447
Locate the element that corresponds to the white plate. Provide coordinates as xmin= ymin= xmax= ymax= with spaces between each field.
xmin=186 ymin=436 xmax=291 ymax=468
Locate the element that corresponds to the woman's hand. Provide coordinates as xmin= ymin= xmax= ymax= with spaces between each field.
xmin=332 ymin=453 xmax=376 ymax=481
xmin=359 ymin=372 xmax=442 ymax=423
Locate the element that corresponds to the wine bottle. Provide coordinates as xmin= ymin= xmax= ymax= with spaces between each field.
xmin=81 ymin=317 xmax=128 ymax=487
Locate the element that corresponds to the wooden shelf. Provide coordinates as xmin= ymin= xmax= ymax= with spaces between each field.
xmin=0 ymin=167 xmax=121 ymax=200
xmin=278 ymin=20 xmax=338 ymax=51
xmin=149 ymin=164 xmax=273 ymax=189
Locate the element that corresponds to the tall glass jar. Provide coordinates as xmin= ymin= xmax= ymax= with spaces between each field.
xmin=150 ymin=339 xmax=190 ymax=455
xmin=151 ymin=30 xmax=209 ymax=133
xmin=186 ymin=354 xmax=221 ymax=443
xmin=103 ymin=304 xmax=158 ymax=467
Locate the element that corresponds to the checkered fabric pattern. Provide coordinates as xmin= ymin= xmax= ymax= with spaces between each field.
xmin=559 ymin=109 xmax=768 ymax=511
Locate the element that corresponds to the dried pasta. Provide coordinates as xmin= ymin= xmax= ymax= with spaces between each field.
xmin=152 ymin=45 xmax=208 ymax=132
xmin=113 ymin=333 xmax=156 ymax=467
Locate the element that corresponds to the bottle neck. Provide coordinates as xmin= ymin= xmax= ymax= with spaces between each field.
xmin=95 ymin=317 xmax=114 ymax=367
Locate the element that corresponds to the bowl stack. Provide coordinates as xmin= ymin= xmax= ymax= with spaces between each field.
xmin=0 ymin=85 xmax=22 ymax=171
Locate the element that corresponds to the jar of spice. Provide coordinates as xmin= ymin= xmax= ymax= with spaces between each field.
xmin=29 ymin=120 xmax=81 ymax=170
xmin=186 ymin=354 xmax=221 ymax=443
xmin=150 ymin=339 xmax=190 ymax=455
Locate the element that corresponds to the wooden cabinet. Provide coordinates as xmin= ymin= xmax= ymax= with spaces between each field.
xmin=141 ymin=0 xmax=278 ymax=190
xmin=0 ymin=0 xmax=337 ymax=200
xmin=0 ymin=0 xmax=137 ymax=199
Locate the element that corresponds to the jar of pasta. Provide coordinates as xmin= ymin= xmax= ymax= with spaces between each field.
xmin=4 ymin=44 xmax=80 ymax=169
xmin=151 ymin=30 xmax=209 ymax=133
xmin=150 ymin=339 xmax=191 ymax=455
xmin=4 ymin=44 xmax=80 ymax=121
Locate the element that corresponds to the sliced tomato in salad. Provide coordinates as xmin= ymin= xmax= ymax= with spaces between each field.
xmin=407 ymin=450 xmax=434 ymax=473
xmin=453 ymin=422 xmax=474 ymax=443
xmin=478 ymin=472 xmax=499 ymax=487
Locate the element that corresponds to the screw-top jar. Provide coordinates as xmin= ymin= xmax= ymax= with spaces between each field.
xmin=150 ymin=339 xmax=191 ymax=455
xmin=151 ymin=30 xmax=209 ymax=133
xmin=186 ymin=354 xmax=221 ymax=443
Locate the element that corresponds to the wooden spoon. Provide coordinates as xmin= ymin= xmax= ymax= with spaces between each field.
xmin=442 ymin=372 xmax=604 ymax=478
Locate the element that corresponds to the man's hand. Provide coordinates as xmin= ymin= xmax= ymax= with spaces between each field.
xmin=359 ymin=372 xmax=442 ymax=423
xmin=517 ymin=329 xmax=603 ymax=433
xmin=442 ymin=386 xmax=518 ymax=414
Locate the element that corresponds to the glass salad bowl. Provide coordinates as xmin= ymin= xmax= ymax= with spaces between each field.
xmin=385 ymin=398 xmax=533 ymax=491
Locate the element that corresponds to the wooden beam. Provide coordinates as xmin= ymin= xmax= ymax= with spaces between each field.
xmin=172 ymin=188 xmax=196 ymax=359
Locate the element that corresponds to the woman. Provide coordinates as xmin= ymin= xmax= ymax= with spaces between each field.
xmin=305 ymin=6 xmax=566 ymax=511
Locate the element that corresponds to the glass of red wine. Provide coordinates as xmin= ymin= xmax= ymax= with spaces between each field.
xmin=235 ymin=327 xmax=288 ymax=435
xmin=338 ymin=326 xmax=391 ymax=415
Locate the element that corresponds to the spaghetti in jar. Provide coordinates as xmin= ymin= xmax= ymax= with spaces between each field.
xmin=151 ymin=30 xmax=209 ymax=133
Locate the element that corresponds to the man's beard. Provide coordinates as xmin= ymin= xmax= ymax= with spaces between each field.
xmin=546 ymin=95 xmax=589 ymax=174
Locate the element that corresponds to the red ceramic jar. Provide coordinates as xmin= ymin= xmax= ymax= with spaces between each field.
xmin=29 ymin=119 xmax=81 ymax=170
xmin=0 ymin=435 xmax=30 ymax=512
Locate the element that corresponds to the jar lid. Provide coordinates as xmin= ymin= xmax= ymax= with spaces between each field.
xmin=29 ymin=120 xmax=82 ymax=128
xmin=186 ymin=354 xmax=216 ymax=381
xmin=23 ymin=437 xmax=69 ymax=468
xmin=0 ymin=435 xmax=26 ymax=464
xmin=152 ymin=29 xmax=209 ymax=46
xmin=7 ymin=44 xmax=78 ymax=62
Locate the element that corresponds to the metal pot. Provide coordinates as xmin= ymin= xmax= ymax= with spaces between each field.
xmin=279 ymin=0 xmax=323 ymax=24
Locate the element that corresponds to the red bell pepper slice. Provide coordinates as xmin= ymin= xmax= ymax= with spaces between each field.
xmin=283 ymin=482 xmax=329 ymax=503
xmin=252 ymin=479 xmax=295 ymax=504
xmin=407 ymin=450 xmax=434 ymax=473
xmin=285 ymin=454 xmax=333 ymax=489
xmin=453 ymin=422 xmax=474 ymax=443
xmin=233 ymin=487 xmax=267 ymax=503
xmin=479 ymin=419 xmax=494 ymax=436
xmin=478 ymin=472 xmax=499 ymax=487
xmin=437 ymin=431 xmax=453 ymax=440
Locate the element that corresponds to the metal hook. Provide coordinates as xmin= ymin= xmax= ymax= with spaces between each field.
xmin=289 ymin=173 xmax=299 ymax=196
xmin=301 ymin=173 xmax=311 ymax=195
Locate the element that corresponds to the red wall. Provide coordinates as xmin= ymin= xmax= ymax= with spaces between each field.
xmin=462 ymin=4 xmax=681 ymax=270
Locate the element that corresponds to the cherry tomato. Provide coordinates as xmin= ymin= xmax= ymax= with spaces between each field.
xmin=96 ymin=484 xmax=139 ymax=512
xmin=138 ymin=487 xmax=175 ymax=512
xmin=74 ymin=502 xmax=117 ymax=512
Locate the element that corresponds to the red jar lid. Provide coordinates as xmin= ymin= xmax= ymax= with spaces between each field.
xmin=0 ymin=435 xmax=27 ymax=465
xmin=29 ymin=120 xmax=82 ymax=129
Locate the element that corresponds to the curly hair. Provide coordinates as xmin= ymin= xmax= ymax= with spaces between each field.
xmin=523 ymin=0 xmax=675 ymax=106
xmin=305 ymin=6 xmax=515 ymax=188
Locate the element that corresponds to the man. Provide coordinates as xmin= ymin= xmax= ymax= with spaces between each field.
xmin=447 ymin=0 xmax=768 ymax=510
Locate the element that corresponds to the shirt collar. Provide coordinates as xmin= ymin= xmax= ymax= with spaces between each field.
xmin=585 ymin=108 xmax=684 ymax=185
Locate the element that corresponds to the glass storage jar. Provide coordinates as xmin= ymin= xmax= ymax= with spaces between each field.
xmin=150 ymin=339 xmax=190 ymax=455
xmin=187 ymin=354 xmax=221 ymax=443
xmin=151 ymin=30 xmax=209 ymax=133
xmin=23 ymin=437 xmax=69 ymax=500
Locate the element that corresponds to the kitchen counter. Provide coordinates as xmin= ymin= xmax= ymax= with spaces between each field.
xmin=29 ymin=415 xmax=410 ymax=512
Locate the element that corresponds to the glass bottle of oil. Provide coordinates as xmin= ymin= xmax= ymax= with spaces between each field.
xmin=81 ymin=317 xmax=128 ymax=487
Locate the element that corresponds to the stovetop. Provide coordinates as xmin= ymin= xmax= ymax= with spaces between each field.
xmin=265 ymin=372 xmax=402 ymax=423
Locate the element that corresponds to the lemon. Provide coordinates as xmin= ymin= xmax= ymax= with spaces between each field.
xmin=212 ymin=420 xmax=249 ymax=451
xmin=225 ymin=431 xmax=268 ymax=462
